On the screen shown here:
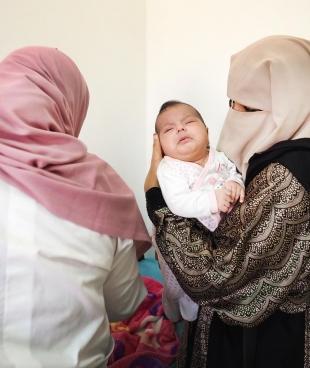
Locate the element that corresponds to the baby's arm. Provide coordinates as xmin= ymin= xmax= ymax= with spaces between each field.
xmin=220 ymin=153 xmax=245 ymax=203
xmin=215 ymin=187 xmax=237 ymax=211
xmin=157 ymin=160 xmax=220 ymax=218
xmin=224 ymin=181 xmax=245 ymax=204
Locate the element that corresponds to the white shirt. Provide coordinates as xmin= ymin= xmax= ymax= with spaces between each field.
xmin=157 ymin=148 xmax=243 ymax=230
xmin=0 ymin=180 xmax=147 ymax=368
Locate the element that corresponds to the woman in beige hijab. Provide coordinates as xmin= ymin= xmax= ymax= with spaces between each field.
xmin=145 ymin=35 xmax=310 ymax=368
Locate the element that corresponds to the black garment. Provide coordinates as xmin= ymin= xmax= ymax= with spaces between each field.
xmin=238 ymin=138 xmax=309 ymax=368
xmin=207 ymin=311 xmax=304 ymax=368
xmin=146 ymin=188 xmax=306 ymax=368
xmin=246 ymin=138 xmax=310 ymax=190
xmin=146 ymin=139 xmax=310 ymax=368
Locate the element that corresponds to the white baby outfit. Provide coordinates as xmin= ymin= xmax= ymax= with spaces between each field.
xmin=156 ymin=148 xmax=243 ymax=321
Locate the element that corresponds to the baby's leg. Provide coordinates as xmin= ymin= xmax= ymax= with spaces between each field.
xmin=158 ymin=258 xmax=184 ymax=322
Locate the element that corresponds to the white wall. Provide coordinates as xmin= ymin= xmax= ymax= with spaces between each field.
xmin=146 ymin=0 xmax=310 ymax=160
xmin=1 ymin=0 xmax=310 ymax=229
xmin=0 ymin=0 xmax=148 ymax=218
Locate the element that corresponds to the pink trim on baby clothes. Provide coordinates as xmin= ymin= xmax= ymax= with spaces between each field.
xmin=192 ymin=148 xmax=214 ymax=190
xmin=208 ymin=190 xmax=218 ymax=214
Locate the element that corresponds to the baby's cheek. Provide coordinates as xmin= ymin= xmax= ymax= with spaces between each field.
xmin=159 ymin=138 xmax=170 ymax=155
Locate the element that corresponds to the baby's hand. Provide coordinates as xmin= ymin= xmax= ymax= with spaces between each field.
xmin=224 ymin=181 xmax=245 ymax=204
xmin=215 ymin=188 xmax=233 ymax=213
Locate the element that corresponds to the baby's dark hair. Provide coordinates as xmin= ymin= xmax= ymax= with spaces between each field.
xmin=155 ymin=100 xmax=205 ymax=133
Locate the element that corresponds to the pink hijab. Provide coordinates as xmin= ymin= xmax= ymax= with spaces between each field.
xmin=0 ymin=46 xmax=150 ymax=242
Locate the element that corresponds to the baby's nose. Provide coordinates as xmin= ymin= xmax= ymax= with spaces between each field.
xmin=177 ymin=124 xmax=185 ymax=132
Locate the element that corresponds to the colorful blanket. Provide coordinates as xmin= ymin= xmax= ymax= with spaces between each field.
xmin=108 ymin=276 xmax=179 ymax=368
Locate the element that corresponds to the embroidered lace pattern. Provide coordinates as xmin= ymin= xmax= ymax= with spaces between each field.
xmin=152 ymin=163 xmax=310 ymax=367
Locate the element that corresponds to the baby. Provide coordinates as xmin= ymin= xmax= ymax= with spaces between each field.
xmin=154 ymin=100 xmax=244 ymax=322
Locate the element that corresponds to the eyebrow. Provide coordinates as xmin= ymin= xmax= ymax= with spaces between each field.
xmin=159 ymin=123 xmax=174 ymax=132
xmin=156 ymin=112 xmax=199 ymax=133
xmin=181 ymin=114 xmax=197 ymax=121
xmin=159 ymin=116 xmax=195 ymax=132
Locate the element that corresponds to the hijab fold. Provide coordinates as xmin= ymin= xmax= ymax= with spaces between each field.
xmin=0 ymin=46 xmax=150 ymax=242
xmin=218 ymin=35 xmax=310 ymax=177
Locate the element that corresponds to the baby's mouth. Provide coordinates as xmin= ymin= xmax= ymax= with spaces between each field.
xmin=178 ymin=136 xmax=191 ymax=144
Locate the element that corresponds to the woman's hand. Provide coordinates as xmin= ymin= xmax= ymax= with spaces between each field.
xmin=144 ymin=134 xmax=163 ymax=192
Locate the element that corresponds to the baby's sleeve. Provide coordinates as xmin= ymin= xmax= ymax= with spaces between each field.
xmin=157 ymin=159 xmax=218 ymax=218
xmin=220 ymin=152 xmax=244 ymax=187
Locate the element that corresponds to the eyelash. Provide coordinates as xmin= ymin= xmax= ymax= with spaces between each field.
xmin=229 ymin=99 xmax=262 ymax=112
xmin=244 ymin=106 xmax=261 ymax=112
xmin=164 ymin=128 xmax=173 ymax=133
xmin=163 ymin=121 xmax=195 ymax=133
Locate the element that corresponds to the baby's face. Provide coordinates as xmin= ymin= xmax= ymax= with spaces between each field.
xmin=156 ymin=104 xmax=209 ymax=163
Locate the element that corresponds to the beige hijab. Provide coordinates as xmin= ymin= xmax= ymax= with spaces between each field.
xmin=217 ymin=35 xmax=310 ymax=177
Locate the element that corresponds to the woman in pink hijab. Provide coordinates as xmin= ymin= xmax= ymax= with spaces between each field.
xmin=0 ymin=46 xmax=150 ymax=367
xmin=145 ymin=35 xmax=310 ymax=368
